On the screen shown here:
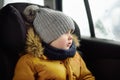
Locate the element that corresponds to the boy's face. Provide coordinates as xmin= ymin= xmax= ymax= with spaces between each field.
xmin=50 ymin=30 xmax=73 ymax=50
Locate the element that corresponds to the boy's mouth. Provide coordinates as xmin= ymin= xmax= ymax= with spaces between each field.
xmin=67 ymin=42 xmax=72 ymax=47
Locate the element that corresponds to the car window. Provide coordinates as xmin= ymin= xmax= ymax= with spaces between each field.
xmin=62 ymin=0 xmax=90 ymax=37
xmin=89 ymin=0 xmax=120 ymax=41
xmin=3 ymin=0 xmax=44 ymax=6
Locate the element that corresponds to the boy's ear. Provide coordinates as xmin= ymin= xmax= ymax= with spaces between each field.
xmin=72 ymin=34 xmax=80 ymax=47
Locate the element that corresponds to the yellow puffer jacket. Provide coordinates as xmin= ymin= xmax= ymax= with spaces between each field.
xmin=13 ymin=28 xmax=95 ymax=80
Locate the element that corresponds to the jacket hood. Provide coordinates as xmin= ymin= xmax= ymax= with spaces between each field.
xmin=25 ymin=27 xmax=80 ymax=58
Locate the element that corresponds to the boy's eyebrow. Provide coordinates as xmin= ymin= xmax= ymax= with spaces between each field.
xmin=65 ymin=29 xmax=73 ymax=34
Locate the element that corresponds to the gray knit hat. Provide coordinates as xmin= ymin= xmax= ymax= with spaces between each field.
xmin=33 ymin=8 xmax=75 ymax=43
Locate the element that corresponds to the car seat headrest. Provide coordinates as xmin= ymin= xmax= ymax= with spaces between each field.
xmin=0 ymin=4 xmax=27 ymax=53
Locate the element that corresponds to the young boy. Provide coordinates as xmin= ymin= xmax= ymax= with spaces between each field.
xmin=13 ymin=5 xmax=95 ymax=80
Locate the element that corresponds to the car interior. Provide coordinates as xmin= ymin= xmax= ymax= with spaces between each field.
xmin=1 ymin=1 xmax=120 ymax=80
xmin=0 ymin=3 xmax=82 ymax=80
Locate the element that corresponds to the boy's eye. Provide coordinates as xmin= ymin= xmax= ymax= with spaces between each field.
xmin=70 ymin=29 xmax=74 ymax=34
xmin=65 ymin=30 xmax=73 ymax=34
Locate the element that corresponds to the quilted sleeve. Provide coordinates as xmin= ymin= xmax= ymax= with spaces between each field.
xmin=13 ymin=54 xmax=36 ymax=80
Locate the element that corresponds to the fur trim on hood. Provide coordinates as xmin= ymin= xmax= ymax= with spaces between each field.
xmin=25 ymin=28 xmax=80 ymax=59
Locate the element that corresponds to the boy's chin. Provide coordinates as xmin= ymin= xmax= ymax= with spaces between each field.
xmin=64 ymin=47 xmax=70 ymax=50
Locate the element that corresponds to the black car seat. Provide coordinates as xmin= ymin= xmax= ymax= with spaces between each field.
xmin=0 ymin=3 xmax=44 ymax=80
xmin=0 ymin=3 xmax=27 ymax=80
xmin=0 ymin=3 xmax=81 ymax=80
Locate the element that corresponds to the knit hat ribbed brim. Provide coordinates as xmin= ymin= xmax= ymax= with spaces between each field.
xmin=33 ymin=8 xmax=75 ymax=43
